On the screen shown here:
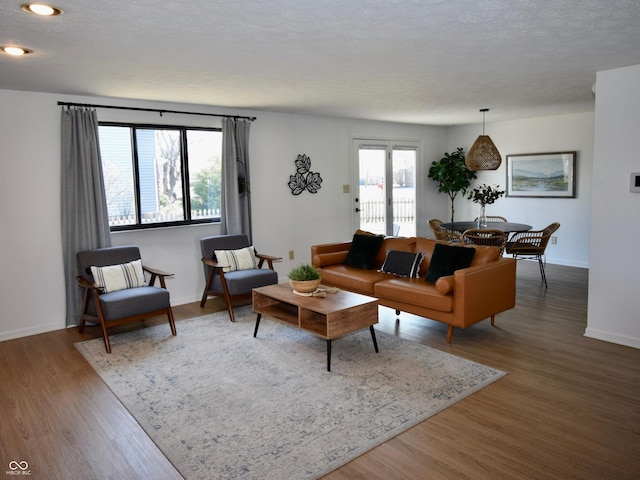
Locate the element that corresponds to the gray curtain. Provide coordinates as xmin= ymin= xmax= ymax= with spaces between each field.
xmin=61 ymin=107 xmax=111 ymax=326
xmin=221 ymin=118 xmax=252 ymax=241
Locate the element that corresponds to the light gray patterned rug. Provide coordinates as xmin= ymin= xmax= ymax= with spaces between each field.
xmin=76 ymin=307 xmax=505 ymax=480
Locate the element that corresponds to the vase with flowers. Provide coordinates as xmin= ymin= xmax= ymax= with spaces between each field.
xmin=467 ymin=184 xmax=505 ymax=227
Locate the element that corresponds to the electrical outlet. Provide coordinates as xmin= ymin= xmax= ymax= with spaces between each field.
xmin=551 ymin=236 xmax=557 ymax=245
xmin=289 ymin=250 xmax=295 ymax=260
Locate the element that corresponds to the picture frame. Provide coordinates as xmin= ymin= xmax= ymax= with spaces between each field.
xmin=506 ymin=151 xmax=576 ymax=198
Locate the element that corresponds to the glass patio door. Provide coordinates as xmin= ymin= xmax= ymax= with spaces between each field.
xmin=353 ymin=140 xmax=418 ymax=237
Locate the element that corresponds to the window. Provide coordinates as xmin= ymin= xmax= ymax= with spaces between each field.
xmin=98 ymin=123 xmax=222 ymax=230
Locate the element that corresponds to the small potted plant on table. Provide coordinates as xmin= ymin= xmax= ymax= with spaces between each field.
xmin=288 ymin=264 xmax=322 ymax=294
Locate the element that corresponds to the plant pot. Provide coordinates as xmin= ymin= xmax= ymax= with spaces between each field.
xmin=289 ymin=278 xmax=321 ymax=294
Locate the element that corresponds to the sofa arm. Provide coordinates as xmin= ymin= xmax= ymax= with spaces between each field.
xmin=452 ymin=257 xmax=517 ymax=328
xmin=311 ymin=242 xmax=351 ymax=267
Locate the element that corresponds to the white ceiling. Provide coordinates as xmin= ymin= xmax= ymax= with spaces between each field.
xmin=1 ymin=0 xmax=640 ymax=125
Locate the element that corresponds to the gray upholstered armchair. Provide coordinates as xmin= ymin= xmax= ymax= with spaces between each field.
xmin=200 ymin=235 xmax=280 ymax=322
xmin=76 ymin=245 xmax=177 ymax=353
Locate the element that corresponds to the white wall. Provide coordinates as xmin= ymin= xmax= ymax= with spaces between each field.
xmin=585 ymin=64 xmax=640 ymax=349
xmin=0 ymin=89 xmax=447 ymax=341
xmin=447 ymin=112 xmax=595 ymax=268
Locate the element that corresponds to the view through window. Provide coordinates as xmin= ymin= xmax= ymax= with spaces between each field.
xmin=98 ymin=124 xmax=222 ymax=229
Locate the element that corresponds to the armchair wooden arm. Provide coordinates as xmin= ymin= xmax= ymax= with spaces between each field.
xmin=76 ymin=275 xmax=100 ymax=290
xmin=201 ymin=257 xmax=228 ymax=269
xmin=143 ymin=265 xmax=174 ymax=288
xmin=255 ymin=253 xmax=282 ymax=269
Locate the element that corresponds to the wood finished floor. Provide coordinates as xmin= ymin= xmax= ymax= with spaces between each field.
xmin=1 ymin=261 xmax=639 ymax=479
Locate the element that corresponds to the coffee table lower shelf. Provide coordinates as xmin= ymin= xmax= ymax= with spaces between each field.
xmin=252 ymin=284 xmax=379 ymax=371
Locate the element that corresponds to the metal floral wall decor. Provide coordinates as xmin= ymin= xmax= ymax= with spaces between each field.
xmin=288 ymin=154 xmax=323 ymax=195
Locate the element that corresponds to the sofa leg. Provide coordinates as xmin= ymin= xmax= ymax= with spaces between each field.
xmin=490 ymin=315 xmax=495 ymax=326
xmin=395 ymin=309 xmax=401 ymax=316
xmin=446 ymin=325 xmax=453 ymax=343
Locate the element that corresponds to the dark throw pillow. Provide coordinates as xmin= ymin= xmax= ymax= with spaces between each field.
xmin=425 ymin=243 xmax=476 ymax=283
xmin=345 ymin=233 xmax=384 ymax=269
xmin=380 ymin=250 xmax=424 ymax=278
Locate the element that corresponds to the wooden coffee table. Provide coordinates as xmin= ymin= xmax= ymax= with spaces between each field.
xmin=252 ymin=283 xmax=379 ymax=371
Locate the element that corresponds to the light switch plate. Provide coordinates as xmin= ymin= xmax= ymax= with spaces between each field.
xmin=631 ymin=173 xmax=640 ymax=192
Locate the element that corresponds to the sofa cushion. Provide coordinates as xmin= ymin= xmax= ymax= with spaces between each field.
xmin=345 ymin=233 xmax=384 ymax=269
xmin=469 ymin=244 xmax=501 ymax=265
xmin=374 ymin=278 xmax=454 ymax=313
xmin=413 ymin=237 xmax=439 ymax=275
xmin=375 ymin=237 xmax=417 ymax=267
xmin=380 ymin=250 xmax=424 ymax=278
xmin=90 ymin=259 xmax=145 ymax=293
xmin=89 ymin=286 xmax=169 ymax=320
xmin=424 ymin=243 xmax=476 ymax=283
xmin=317 ymin=264 xmax=389 ymax=295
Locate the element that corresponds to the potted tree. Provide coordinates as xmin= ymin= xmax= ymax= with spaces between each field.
xmin=428 ymin=147 xmax=477 ymax=221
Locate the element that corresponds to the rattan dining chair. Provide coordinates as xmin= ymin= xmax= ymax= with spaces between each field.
xmin=505 ymin=222 xmax=560 ymax=287
xmin=462 ymin=229 xmax=508 ymax=256
xmin=429 ymin=218 xmax=463 ymax=243
xmin=473 ymin=215 xmax=508 ymax=223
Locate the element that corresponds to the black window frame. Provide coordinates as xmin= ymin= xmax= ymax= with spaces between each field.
xmin=99 ymin=121 xmax=222 ymax=232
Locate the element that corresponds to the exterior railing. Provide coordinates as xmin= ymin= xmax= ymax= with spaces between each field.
xmin=108 ymin=208 xmax=221 ymax=226
xmin=359 ymin=198 xmax=415 ymax=223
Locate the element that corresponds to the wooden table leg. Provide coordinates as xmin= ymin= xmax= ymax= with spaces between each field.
xmin=327 ymin=339 xmax=331 ymax=372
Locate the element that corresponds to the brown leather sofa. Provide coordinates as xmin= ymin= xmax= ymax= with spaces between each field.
xmin=311 ymin=235 xmax=516 ymax=342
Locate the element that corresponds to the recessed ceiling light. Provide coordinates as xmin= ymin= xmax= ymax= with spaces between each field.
xmin=1 ymin=46 xmax=33 ymax=56
xmin=21 ymin=3 xmax=63 ymax=16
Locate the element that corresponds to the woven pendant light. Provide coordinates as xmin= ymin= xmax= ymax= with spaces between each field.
xmin=466 ymin=108 xmax=501 ymax=171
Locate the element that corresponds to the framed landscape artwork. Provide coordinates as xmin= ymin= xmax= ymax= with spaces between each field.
xmin=506 ymin=151 xmax=576 ymax=198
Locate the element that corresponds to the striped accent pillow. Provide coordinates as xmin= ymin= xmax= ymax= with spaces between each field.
xmin=91 ymin=259 xmax=146 ymax=293
xmin=380 ymin=250 xmax=424 ymax=278
xmin=214 ymin=246 xmax=257 ymax=272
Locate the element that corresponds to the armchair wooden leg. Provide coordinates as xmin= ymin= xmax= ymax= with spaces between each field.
xmin=98 ymin=318 xmax=111 ymax=354
xmin=225 ymin=300 xmax=236 ymax=322
xmin=219 ymin=274 xmax=236 ymax=322
xmin=200 ymin=291 xmax=209 ymax=308
xmin=93 ymin=291 xmax=112 ymax=353
xmin=491 ymin=315 xmax=495 ymax=326
xmin=79 ymin=290 xmax=91 ymax=333
xmin=200 ymin=268 xmax=216 ymax=307
xmin=446 ymin=325 xmax=454 ymax=343
xmin=167 ymin=308 xmax=177 ymax=336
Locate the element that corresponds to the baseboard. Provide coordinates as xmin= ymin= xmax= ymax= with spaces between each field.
xmin=0 ymin=295 xmax=210 ymax=343
xmin=584 ymin=327 xmax=640 ymax=349
xmin=0 ymin=322 xmax=63 ymax=342
xmin=171 ymin=294 xmax=203 ymax=306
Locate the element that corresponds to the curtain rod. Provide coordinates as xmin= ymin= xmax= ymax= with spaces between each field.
xmin=57 ymin=101 xmax=256 ymax=121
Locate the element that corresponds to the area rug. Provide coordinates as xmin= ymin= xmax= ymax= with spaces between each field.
xmin=76 ymin=307 xmax=506 ymax=480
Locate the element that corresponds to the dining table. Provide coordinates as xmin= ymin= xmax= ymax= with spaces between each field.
xmin=440 ymin=221 xmax=532 ymax=233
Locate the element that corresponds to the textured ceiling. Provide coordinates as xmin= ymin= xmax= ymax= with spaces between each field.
xmin=1 ymin=0 xmax=639 ymax=125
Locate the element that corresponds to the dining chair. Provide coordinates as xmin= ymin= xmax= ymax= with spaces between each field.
xmin=474 ymin=215 xmax=508 ymax=223
xmin=462 ymin=229 xmax=508 ymax=255
xmin=505 ymin=222 xmax=560 ymax=287
xmin=429 ymin=218 xmax=463 ymax=243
